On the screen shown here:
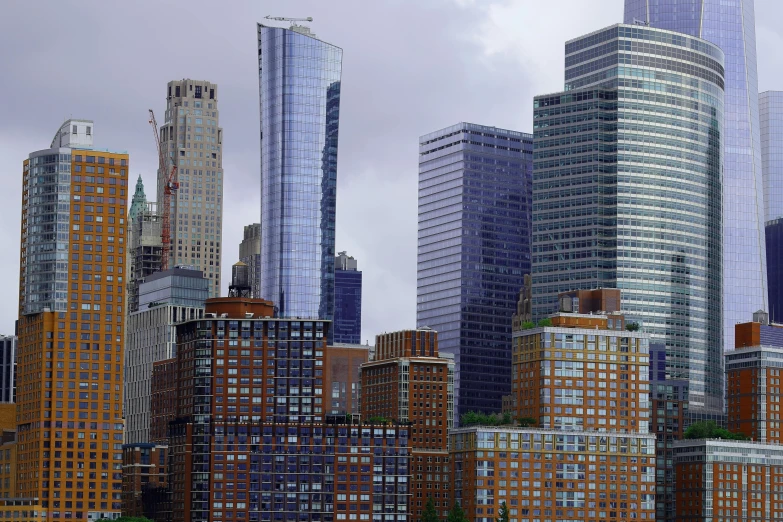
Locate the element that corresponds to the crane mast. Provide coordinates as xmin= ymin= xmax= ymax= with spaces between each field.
xmin=148 ymin=109 xmax=178 ymax=271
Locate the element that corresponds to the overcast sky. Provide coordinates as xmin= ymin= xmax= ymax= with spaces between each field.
xmin=2 ymin=0 xmax=783 ymax=342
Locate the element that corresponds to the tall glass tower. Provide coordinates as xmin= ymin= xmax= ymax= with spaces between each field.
xmin=761 ymin=91 xmax=783 ymax=223
xmin=624 ymin=0 xmax=767 ymax=353
xmin=257 ymin=22 xmax=342 ymax=320
xmin=417 ymin=122 xmax=533 ymax=419
xmin=532 ymin=24 xmax=725 ymax=416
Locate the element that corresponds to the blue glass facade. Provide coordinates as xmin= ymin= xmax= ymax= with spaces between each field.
xmin=624 ymin=0 xmax=768 ymax=354
xmin=417 ymin=122 xmax=533 ymax=419
xmin=767 ymin=219 xmax=783 ymax=324
xmin=761 ymin=92 xmax=783 ymax=223
xmin=258 ymin=24 xmax=342 ymax=320
xmin=334 ymin=264 xmax=362 ymax=344
xmin=532 ymin=25 xmax=724 ymax=415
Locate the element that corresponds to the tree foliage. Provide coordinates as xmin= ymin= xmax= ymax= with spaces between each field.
xmin=446 ymin=502 xmax=469 ymax=522
xmin=626 ymin=322 xmax=640 ymax=331
xmin=683 ymin=421 xmax=748 ymax=441
xmin=496 ymin=501 xmax=510 ymax=522
xmin=421 ymin=497 xmax=440 ymax=522
xmin=522 ymin=321 xmax=535 ymax=330
xmin=114 ymin=517 xmax=154 ymax=522
xmin=461 ymin=411 xmax=514 ymax=427
xmin=517 ymin=417 xmax=537 ymax=427
xmin=536 ymin=318 xmax=553 ymax=327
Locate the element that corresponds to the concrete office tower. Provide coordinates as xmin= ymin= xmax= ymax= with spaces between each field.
xmin=0 ymin=336 xmax=15 ymax=403
xmin=532 ymin=25 xmax=724 ymax=417
xmin=157 ymin=79 xmax=223 ymax=298
xmin=624 ymin=0 xmax=767 ymax=355
xmin=258 ymin=22 xmax=342 ymax=320
xmin=333 ymin=251 xmax=362 ymax=344
xmin=361 ymin=328 xmax=454 ymax=519
xmin=124 ymin=267 xmax=207 ymax=444
xmin=417 ymin=122 xmax=532 ymax=418
xmin=127 ymin=175 xmax=162 ymax=313
xmin=238 ymin=223 xmax=261 ymax=298
xmin=17 ymin=119 xmax=128 ymax=519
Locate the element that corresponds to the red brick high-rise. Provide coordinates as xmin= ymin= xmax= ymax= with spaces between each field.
xmin=360 ymin=328 xmax=454 ymax=519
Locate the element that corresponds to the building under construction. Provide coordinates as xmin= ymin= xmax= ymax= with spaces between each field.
xmin=128 ymin=200 xmax=163 ymax=313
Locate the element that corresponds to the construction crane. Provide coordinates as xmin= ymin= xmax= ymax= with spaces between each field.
xmin=264 ymin=15 xmax=313 ymax=26
xmin=148 ymin=109 xmax=178 ymax=271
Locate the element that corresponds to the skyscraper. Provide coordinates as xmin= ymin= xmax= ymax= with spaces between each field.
xmin=624 ymin=0 xmax=767 ymax=353
xmin=532 ymin=24 xmax=724 ymax=416
xmin=761 ymin=92 xmax=783 ymax=322
xmin=157 ymin=79 xmax=223 ymax=298
xmin=238 ymin=223 xmax=261 ymax=298
xmin=124 ymin=267 xmax=207 ymax=444
xmin=18 ymin=119 xmax=127 ymax=519
xmin=417 ymin=122 xmax=533 ymax=418
xmin=333 ymin=251 xmax=362 ymax=344
xmin=761 ymin=91 xmax=783 ymax=223
xmin=257 ymin=21 xmax=342 ymax=320
xmin=126 ymin=176 xmax=162 ymax=313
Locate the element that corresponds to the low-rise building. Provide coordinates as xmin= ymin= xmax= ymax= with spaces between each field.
xmin=728 ymin=312 xmax=783 ymax=443
xmin=451 ymin=426 xmax=656 ymax=522
xmin=121 ymin=443 xmax=169 ymax=521
xmin=673 ymin=439 xmax=783 ymax=521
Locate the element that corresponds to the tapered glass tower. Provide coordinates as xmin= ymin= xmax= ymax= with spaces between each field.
xmin=257 ymin=22 xmax=342 ymax=320
xmin=624 ymin=0 xmax=767 ymax=353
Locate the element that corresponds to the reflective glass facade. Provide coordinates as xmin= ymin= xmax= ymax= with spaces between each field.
xmin=138 ymin=267 xmax=209 ymax=309
xmin=334 ymin=258 xmax=362 ymax=345
xmin=624 ymin=0 xmax=768 ymax=354
xmin=762 ymin=91 xmax=783 ymax=222
xmin=258 ymin=24 xmax=342 ymax=321
xmin=767 ymin=219 xmax=783 ymax=324
xmin=417 ymin=122 xmax=533 ymax=418
xmin=532 ymin=25 xmax=724 ymax=415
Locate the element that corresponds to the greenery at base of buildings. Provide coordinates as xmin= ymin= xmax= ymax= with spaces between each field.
xmin=683 ymin=421 xmax=748 ymax=441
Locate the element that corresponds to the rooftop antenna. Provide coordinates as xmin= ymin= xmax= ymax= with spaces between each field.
xmin=264 ymin=15 xmax=313 ymax=29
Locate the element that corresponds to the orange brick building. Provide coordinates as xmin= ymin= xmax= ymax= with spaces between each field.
xmin=673 ymin=439 xmax=783 ymax=520
xmin=16 ymin=120 xmax=128 ymax=520
xmin=451 ymin=427 xmax=656 ymax=521
xmin=360 ymin=328 xmax=454 ymax=519
xmin=727 ymin=316 xmax=783 ymax=443
xmin=510 ymin=311 xmax=651 ymax=433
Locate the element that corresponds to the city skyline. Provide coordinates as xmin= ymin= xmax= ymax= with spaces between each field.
xmin=3 ymin=0 xmax=783 ymax=344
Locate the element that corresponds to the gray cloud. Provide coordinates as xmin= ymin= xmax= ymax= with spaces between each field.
xmin=1 ymin=0 xmax=783 ymax=341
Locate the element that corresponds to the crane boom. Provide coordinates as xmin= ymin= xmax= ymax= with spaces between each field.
xmin=148 ymin=109 xmax=178 ymax=271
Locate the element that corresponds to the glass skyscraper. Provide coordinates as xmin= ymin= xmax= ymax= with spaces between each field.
xmin=417 ymin=122 xmax=533 ymax=419
xmin=624 ymin=0 xmax=767 ymax=353
xmin=334 ymin=251 xmax=362 ymax=344
xmin=257 ymin=22 xmax=342 ymax=321
xmin=532 ymin=24 xmax=725 ymax=416
xmin=762 ymin=92 xmax=783 ymax=323
xmin=761 ymin=91 xmax=783 ymax=223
